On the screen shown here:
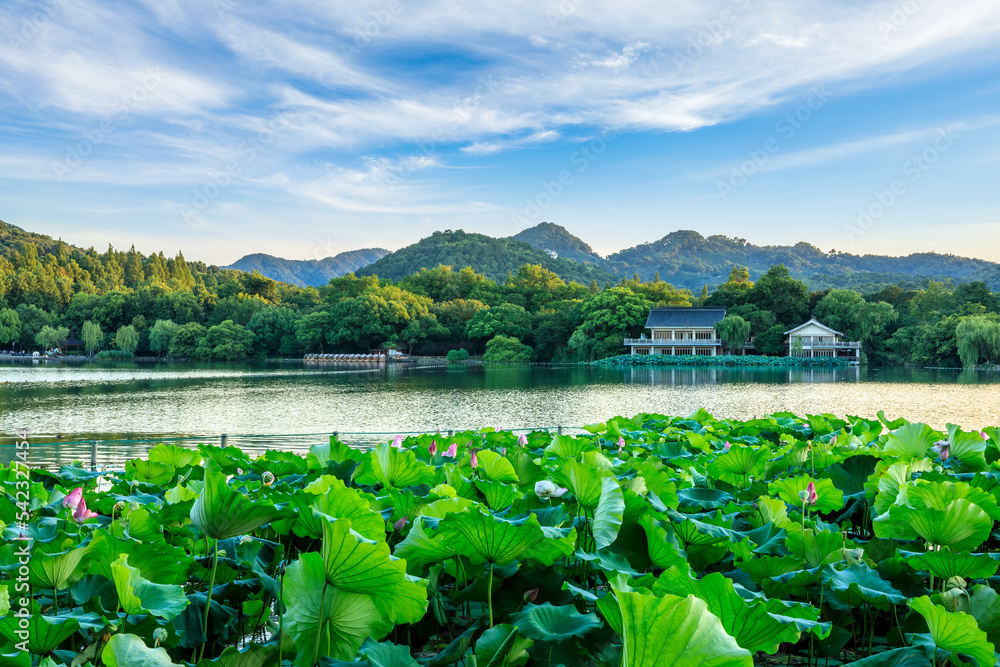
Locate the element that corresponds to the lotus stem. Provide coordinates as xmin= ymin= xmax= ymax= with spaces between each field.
xmin=199 ymin=538 xmax=220 ymax=662
xmin=313 ymin=581 xmax=329 ymax=664
xmin=488 ymin=562 xmax=495 ymax=628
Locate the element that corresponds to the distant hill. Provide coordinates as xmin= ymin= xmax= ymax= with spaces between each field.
xmin=608 ymin=230 xmax=1000 ymax=291
xmin=226 ymin=249 xmax=389 ymax=287
xmin=357 ymin=229 xmax=617 ymax=284
xmin=511 ymin=222 xmax=607 ymax=265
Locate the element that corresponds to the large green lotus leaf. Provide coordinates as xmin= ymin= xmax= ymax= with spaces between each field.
xmin=0 ymin=585 xmax=8 ymax=617
xmin=522 ymin=525 xmax=577 ymax=567
xmin=370 ymin=443 xmax=437 ymax=489
xmin=316 ymin=513 xmax=428 ymax=624
xmin=474 ymin=623 xmax=533 ymax=667
xmin=749 ymin=497 xmax=791 ymax=529
xmin=676 ymin=487 xmax=734 ymax=511
xmin=506 ymin=447 xmax=546 ymax=488
xmin=822 ymin=563 xmax=906 ymax=609
xmin=193 ymin=644 xmax=279 ymax=667
xmin=612 ymin=589 xmax=753 ymax=667
xmin=635 ymin=462 xmax=679 ymax=501
xmin=255 ymin=449 xmax=309 ymax=477
xmin=738 ymin=555 xmax=806 ymax=584
xmin=510 ymin=602 xmax=602 ymax=642
xmin=905 ymin=550 xmax=999 ymax=581
xmin=439 ymin=506 xmax=544 ymax=566
xmin=874 ymin=500 xmax=991 ymax=550
xmin=87 ymin=530 xmax=191 ymax=585
xmin=883 ymin=423 xmax=939 ymax=459
xmin=946 ymin=424 xmax=989 ymax=471
xmin=739 ymin=522 xmax=788 ymax=556
xmin=282 ymin=552 xmax=393 ymax=666
xmin=544 ymin=434 xmax=591 ymax=460
xmin=191 ymin=468 xmax=289 ymax=540
xmin=769 ymin=476 xmax=844 ymax=514
xmin=592 ymin=477 xmax=624 ymax=550
xmin=621 ymin=486 xmax=650 ymax=523
xmin=102 ymin=633 xmax=180 ymax=667
xmin=419 ymin=496 xmax=477 ymax=519
xmin=28 ymin=537 xmax=92 ymax=590
xmin=393 ymin=517 xmax=458 ymax=574
xmin=638 ymin=514 xmax=687 ymax=569
xmin=823 ymin=455 xmax=880 ymax=497
xmin=707 ymin=445 xmax=767 ymax=488
xmin=905 ymin=480 xmax=1000 ymax=520
xmin=125 ymin=459 xmax=176 ymax=485
xmin=475 ymin=480 xmax=521 ymax=511
xmin=0 ymin=613 xmax=80 ymax=654
xmin=554 ymin=458 xmax=608 ymax=508
xmin=111 ymin=554 xmax=190 ymax=621
xmin=783 ymin=525 xmax=845 ymax=568
xmin=763 ymin=566 xmax=825 ymax=598
xmin=834 ymin=645 xmax=933 ymax=666
xmin=968 ymin=584 xmax=1000 ymax=646
xmin=359 ymin=638 xmax=420 ymax=667
xmin=148 ymin=442 xmax=202 ymax=468
xmin=908 ymin=595 xmax=996 ymax=667
xmin=277 ymin=478 xmax=384 ymax=541
xmin=872 ymin=460 xmax=933 ymax=513
xmin=652 ymin=567 xmax=803 ymax=654
xmin=476 ymin=450 xmax=519 ymax=484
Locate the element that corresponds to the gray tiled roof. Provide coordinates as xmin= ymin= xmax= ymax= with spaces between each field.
xmin=645 ymin=307 xmax=727 ymax=328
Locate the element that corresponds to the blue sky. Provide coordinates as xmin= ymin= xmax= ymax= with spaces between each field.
xmin=1 ymin=0 xmax=999 ymax=265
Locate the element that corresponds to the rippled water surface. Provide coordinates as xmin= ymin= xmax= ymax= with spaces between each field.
xmin=2 ymin=360 xmax=998 ymax=464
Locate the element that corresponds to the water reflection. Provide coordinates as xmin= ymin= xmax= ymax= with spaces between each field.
xmin=625 ymin=366 xmax=862 ymax=386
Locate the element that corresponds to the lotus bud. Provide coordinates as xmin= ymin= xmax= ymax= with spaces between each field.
xmin=981 ymin=431 xmax=990 ymax=440
xmin=394 ymin=516 xmax=407 ymax=531
xmin=500 ymin=447 xmax=506 ymax=457
xmin=153 ymin=627 xmax=168 ymax=647
xmin=429 ymin=440 xmax=438 ymax=456
xmin=444 ymin=443 xmax=458 ymax=458
xmin=239 ymin=535 xmax=253 ymax=544
xmin=63 ymin=487 xmax=83 ymax=511
xmin=72 ymin=497 xmax=99 ymax=524
xmin=261 ymin=471 xmax=275 ymax=487
xmin=524 ymin=588 xmax=539 ymax=603
xmin=534 ymin=480 xmax=568 ymax=501
xmin=392 ymin=435 xmax=403 ymax=449
xmin=470 ymin=450 xmax=479 ymax=469
xmin=217 ymin=550 xmax=227 ymax=558
xmin=947 ymin=576 xmax=968 ymax=590
xmin=617 ymin=436 xmax=626 ymax=451
xmin=129 ymin=501 xmax=140 ymax=512
xmin=804 ymin=481 xmax=818 ymax=506
xmin=723 ymin=441 xmax=730 ymax=451
xmin=517 ymin=434 xmax=528 ymax=446
xmin=939 ymin=587 xmax=969 ymax=614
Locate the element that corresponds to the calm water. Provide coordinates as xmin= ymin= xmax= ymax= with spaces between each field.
xmin=2 ymin=360 xmax=998 ymax=466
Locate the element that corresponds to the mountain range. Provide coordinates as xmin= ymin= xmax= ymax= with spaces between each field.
xmin=225 ymin=249 xmax=389 ymax=287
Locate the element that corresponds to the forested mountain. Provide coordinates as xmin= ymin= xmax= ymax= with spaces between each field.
xmin=226 ymin=249 xmax=389 ymax=287
xmin=357 ymin=229 xmax=617 ymax=284
xmin=511 ymin=222 xmax=607 ymax=265
xmin=608 ymin=230 xmax=1000 ymax=291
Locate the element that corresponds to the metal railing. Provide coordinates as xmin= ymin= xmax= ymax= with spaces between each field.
xmin=624 ymin=338 xmax=722 ymax=346
xmin=792 ymin=337 xmax=861 ymax=348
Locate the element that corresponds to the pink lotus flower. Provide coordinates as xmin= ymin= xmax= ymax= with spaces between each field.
xmin=63 ymin=487 xmax=83 ymax=511
xmin=804 ymin=481 xmax=818 ymax=507
xmin=394 ymin=516 xmax=407 ymax=531
xmin=517 ymin=434 xmax=528 ymax=446
xmin=470 ymin=450 xmax=479 ymax=469
xmin=500 ymin=447 xmax=506 ymax=457
xmin=618 ymin=436 xmax=626 ymax=451
xmin=932 ymin=440 xmax=950 ymax=461
xmin=723 ymin=441 xmax=730 ymax=451
xmin=72 ymin=497 xmax=98 ymax=524
xmin=429 ymin=440 xmax=438 ymax=456
xmin=981 ymin=432 xmax=990 ymax=440
xmin=534 ymin=480 xmax=568 ymax=501
xmin=524 ymin=588 xmax=539 ymax=603
xmin=444 ymin=443 xmax=457 ymax=458
xmin=391 ymin=435 xmax=403 ymax=448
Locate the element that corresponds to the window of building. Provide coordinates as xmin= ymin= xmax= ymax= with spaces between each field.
xmin=695 ymin=331 xmax=713 ymax=340
xmin=675 ymin=347 xmax=693 ymax=355
xmin=695 ymin=348 xmax=713 ymax=355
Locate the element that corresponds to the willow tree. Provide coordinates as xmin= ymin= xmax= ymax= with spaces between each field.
xmin=115 ymin=324 xmax=140 ymax=354
xmin=715 ymin=314 xmax=751 ymax=355
xmin=81 ymin=320 xmax=104 ymax=356
xmin=956 ymin=316 xmax=1000 ymax=367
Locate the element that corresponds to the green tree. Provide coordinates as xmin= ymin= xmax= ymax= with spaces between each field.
xmin=483 ymin=334 xmax=533 ymax=362
xmin=465 ymin=304 xmax=533 ymax=343
xmin=296 ymin=311 xmax=333 ymax=353
xmin=115 ymin=324 xmax=139 ymax=353
xmin=715 ymin=314 xmax=751 ymax=354
xmin=956 ymin=315 xmax=1000 ymax=367
xmin=196 ymin=320 xmax=254 ymax=360
xmin=168 ymin=322 xmax=207 ymax=357
xmin=247 ymin=307 xmax=301 ymax=357
xmin=754 ymin=324 xmax=788 ymax=357
xmin=148 ymin=319 xmax=178 ymax=356
xmin=0 ymin=308 xmax=21 ymax=347
xmin=81 ymin=319 xmax=104 ymax=355
xmin=748 ymin=265 xmax=809 ymax=326
xmin=813 ymin=289 xmax=897 ymax=345
xmin=578 ymin=287 xmax=650 ymax=339
xmin=16 ymin=304 xmax=52 ymax=351
xmin=35 ymin=325 xmax=69 ymax=351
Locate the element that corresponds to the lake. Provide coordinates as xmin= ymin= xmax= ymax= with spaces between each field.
xmin=2 ymin=360 xmax=998 ymax=466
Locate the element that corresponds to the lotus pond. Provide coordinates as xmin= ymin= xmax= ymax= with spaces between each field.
xmin=4 ymin=410 xmax=1000 ymax=666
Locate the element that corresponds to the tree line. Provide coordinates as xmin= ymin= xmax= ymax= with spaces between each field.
xmin=0 ymin=237 xmax=998 ymax=365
